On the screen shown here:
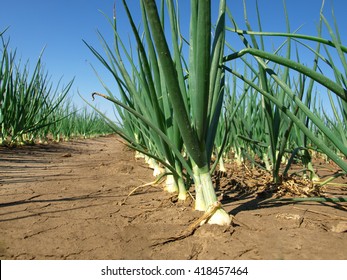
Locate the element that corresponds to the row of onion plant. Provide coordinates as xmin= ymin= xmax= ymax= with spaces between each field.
xmin=88 ymin=0 xmax=347 ymax=225
xmin=88 ymin=0 xmax=232 ymax=225
xmin=222 ymin=1 xmax=347 ymax=181
xmin=214 ymin=3 xmax=322 ymax=183
xmin=218 ymin=71 xmax=322 ymax=181
xmin=0 ymin=31 xmax=113 ymax=146
xmin=39 ymin=100 xmax=114 ymax=143
xmin=0 ymin=33 xmax=71 ymax=145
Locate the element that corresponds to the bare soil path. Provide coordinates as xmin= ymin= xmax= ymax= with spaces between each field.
xmin=0 ymin=135 xmax=346 ymax=259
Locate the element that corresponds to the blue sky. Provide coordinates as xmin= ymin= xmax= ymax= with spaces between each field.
xmin=0 ymin=0 xmax=346 ymax=119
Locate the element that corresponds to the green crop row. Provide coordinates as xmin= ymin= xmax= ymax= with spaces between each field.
xmin=87 ymin=0 xmax=347 ymax=225
xmin=0 ymin=30 xmax=113 ymax=146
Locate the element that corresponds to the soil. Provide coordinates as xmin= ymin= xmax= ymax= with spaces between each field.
xmin=0 ymin=135 xmax=346 ymax=260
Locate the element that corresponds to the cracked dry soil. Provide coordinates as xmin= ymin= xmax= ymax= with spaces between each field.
xmin=0 ymin=135 xmax=346 ymax=260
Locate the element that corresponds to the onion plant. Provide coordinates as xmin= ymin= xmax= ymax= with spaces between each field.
xmin=85 ymin=0 xmax=192 ymax=200
xmin=88 ymin=0 xmax=231 ymax=225
xmin=143 ymin=0 xmax=228 ymax=221
xmin=222 ymin=1 xmax=347 ymax=181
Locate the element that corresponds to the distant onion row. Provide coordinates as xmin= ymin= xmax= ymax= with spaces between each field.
xmin=0 ymin=29 xmax=113 ymax=146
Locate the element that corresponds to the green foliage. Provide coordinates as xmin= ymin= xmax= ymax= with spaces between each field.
xmin=222 ymin=1 xmax=347 ymax=178
xmin=87 ymin=0 xmax=347 ymax=223
xmin=0 ymin=31 xmax=113 ymax=146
